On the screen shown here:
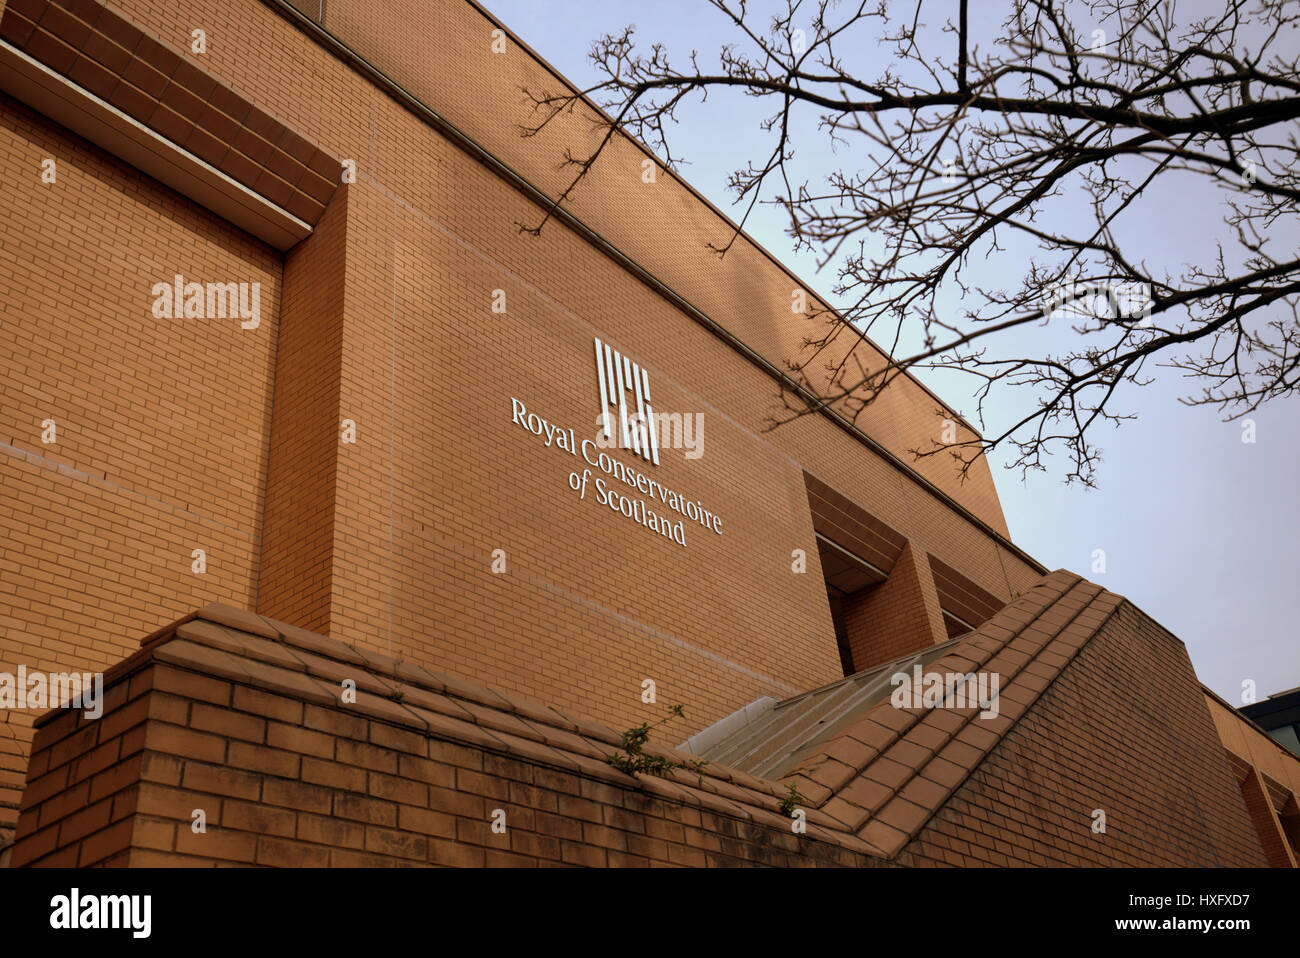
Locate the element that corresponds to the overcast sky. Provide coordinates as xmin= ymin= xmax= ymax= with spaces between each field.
xmin=480 ymin=0 xmax=1300 ymax=705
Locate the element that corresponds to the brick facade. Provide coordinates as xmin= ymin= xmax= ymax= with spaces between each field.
xmin=0 ymin=0 xmax=1047 ymax=844
xmin=842 ymin=542 xmax=948 ymax=672
xmin=0 ymin=85 xmax=280 ymax=845
xmin=0 ymin=0 xmax=1295 ymax=867
xmin=0 ymin=0 xmax=341 ymax=224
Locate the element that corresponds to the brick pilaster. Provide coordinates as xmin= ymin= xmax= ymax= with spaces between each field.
xmin=842 ymin=540 xmax=947 ymax=671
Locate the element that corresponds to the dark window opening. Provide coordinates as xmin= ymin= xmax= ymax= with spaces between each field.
xmin=816 ymin=533 xmax=887 ymax=677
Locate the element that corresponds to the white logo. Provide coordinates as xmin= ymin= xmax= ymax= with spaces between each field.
xmin=0 ymin=667 xmax=103 ymax=719
xmin=50 ymin=889 xmax=151 ymax=938
xmin=594 ymin=337 xmax=658 ymax=466
xmin=151 ymin=273 xmax=261 ymax=329
xmin=889 ymin=664 xmax=1001 ymax=719
xmin=1044 ymin=279 xmax=1152 ymax=326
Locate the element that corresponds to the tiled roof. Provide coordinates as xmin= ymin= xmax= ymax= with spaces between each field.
xmin=779 ymin=570 xmax=1124 ymax=857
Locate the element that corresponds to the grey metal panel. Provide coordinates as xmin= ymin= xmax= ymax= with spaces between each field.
xmin=692 ymin=640 xmax=959 ymax=781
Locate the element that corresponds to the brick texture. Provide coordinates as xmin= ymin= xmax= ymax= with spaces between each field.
xmin=9 ymin=610 xmax=889 ymax=867
xmin=842 ymin=542 xmax=948 ymax=672
xmin=929 ymin=553 xmax=1005 ymax=635
xmin=1238 ymin=765 xmax=1297 ymax=868
xmin=772 ymin=571 xmax=1282 ymax=866
xmin=895 ymin=597 xmax=1269 ymax=866
xmin=12 ymin=597 xmax=1292 ymax=867
xmin=0 ymin=0 xmax=1042 ymax=743
xmin=0 ymin=0 xmax=1082 ymax=855
xmin=10 ymin=587 xmax=1298 ymax=867
xmin=0 ymin=88 xmax=280 ymax=840
xmin=256 ymin=183 xmax=348 ymax=632
xmin=805 ymin=470 xmax=907 ymax=574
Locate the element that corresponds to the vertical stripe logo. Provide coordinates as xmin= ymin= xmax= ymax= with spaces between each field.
xmin=594 ymin=337 xmax=659 ymax=466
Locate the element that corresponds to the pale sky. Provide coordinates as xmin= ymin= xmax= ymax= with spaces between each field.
xmin=480 ymin=0 xmax=1300 ymax=705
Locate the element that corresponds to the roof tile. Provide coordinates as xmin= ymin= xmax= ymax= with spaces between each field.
xmin=821 ymin=735 xmax=879 ymax=771
xmin=838 ymin=774 xmax=893 ymax=814
xmin=872 ymin=705 xmax=919 ymax=734
xmin=822 ymin=795 xmax=871 ymax=830
xmin=862 ymin=755 xmax=912 ymax=791
xmin=175 ymin=619 xmax=306 ymax=673
xmin=536 ymin=705 xmax=621 ymax=747
xmin=875 ymin=796 xmax=932 ymax=835
xmin=781 ymin=773 xmax=831 ymax=807
xmin=520 ymin=720 xmax=610 ymax=762
xmin=899 ymin=775 xmax=950 ymax=810
xmin=858 ymin=818 xmax=910 ymax=857
xmin=481 ymin=729 xmax=582 ymax=774
xmin=845 ymin=717 xmax=901 ymax=752
xmin=262 ymin=615 xmax=368 ymax=667
xmin=919 ymin=756 xmax=967 ymax=789
xmin=456 ymin=698 xmax=547 ymax=744
xmin=403 ymin=704 xmax=507 ymax=753
xmin=338 ymin=689 xmax=426 ymax=731
xmin=384 ymin=683 xmax=474 ymax=723
xmin=803 ymin=756 xmax=858 ymax=792
xmin=883 ymin=739 xmax=934 ymax=770
xmin=152 ymin=638 xmax=255 ymax=685
xmin=193 ymin=603 xmax=278 ymax=640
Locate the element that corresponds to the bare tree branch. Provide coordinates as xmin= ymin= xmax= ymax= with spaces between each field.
xmin=518 ymin=0 xmax=1300 ymax=486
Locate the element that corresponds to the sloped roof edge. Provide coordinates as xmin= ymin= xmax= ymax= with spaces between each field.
xmin=781 ymin=570 xmax=1129 ymax=857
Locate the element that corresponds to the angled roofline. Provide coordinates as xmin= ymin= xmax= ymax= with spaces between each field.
xmin=460 ymin=0 xmax=986 ymax=439
xmin=258 ymin=0 xmax=1049 ymax=578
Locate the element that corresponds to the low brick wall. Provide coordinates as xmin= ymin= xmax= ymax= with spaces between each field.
xmin=9 ymin=607 xmax=885 ymax=867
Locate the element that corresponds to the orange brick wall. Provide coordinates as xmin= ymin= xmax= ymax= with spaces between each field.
xmin=1203 ymin=690 xmax=1300 ymax=867
xmin=256 ymin=186 xmax=349 ymax=634
xmin=900 ymin=603 xmax=1266 ymax=866
xmin=310 ymin=0 xmax=1025 ymax=598
xmin=125 ymin=0 xmax=1036 ymax=732
xmin=294 ymin=174 xmax=847 ymax=737
xmin=0 ymin=93 xmax=281 ymax=843
xmin=0 ymin=0 xmax=341 ymax=226
xmin=14 ymin=599 xmax=1281 ymax=869
xmin=1238 ymin=766 xmax=1297 ymax=868
xmin=9 ymin=674 xmax=150 ymax=867
xmin=0 ymin=0 xmax=1049 ymax=847
xmin=97 ymin=0 xmax=1035 ymax=601
xmin=0 ymin=733 xmax=23 ymax=856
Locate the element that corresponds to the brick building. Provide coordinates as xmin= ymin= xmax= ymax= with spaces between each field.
xmin=0 ymin=0 xmax=1295 ymax=867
